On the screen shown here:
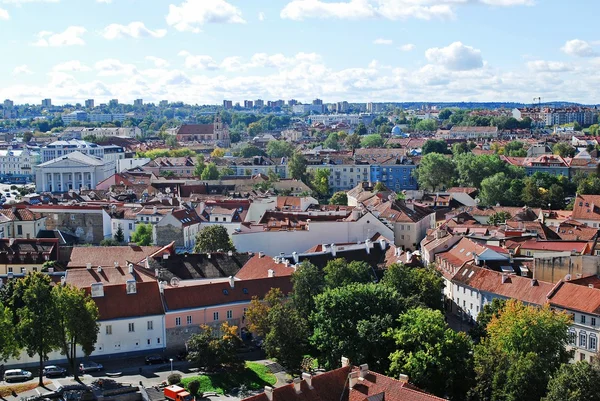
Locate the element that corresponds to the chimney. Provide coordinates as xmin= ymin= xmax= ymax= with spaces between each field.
xmin=341 ymin=356 xmax=350 ymax=367
xmin=399 ymin=374 xmax=409 ymax=383
xmin=301 ymin=372 xmax=313 ymax=389
xmin=379 ymin=238 xmax=386 ymax=250
xmin=48 ymin=268 xmax=54 ymax=273
xmin=163 ymin=253 xmax=169 ymax=259
xmin=331 ymin=243 xmax=337 ymax=257
xmin=229 ymin=276 xmax=235 ymax=288
xmin=292 ymin=252 xmax=299 ymax=263
xmin=531 ymin=279 xmax=538 ymax=287
xmin=86 ymin=262 xmax=92 ymax=270
xmin=153 ymin=206 xmax=158 ymax=214
xmin=501 ymin=273 xmax=508 ymax=284
xmin=264 ymin=386 xmax=273 ymax=401
xmin=128 ymin=263 xmax=134 ymax=274
xmin=359 ymin=364 xmax=369 ymax=378
xmin=228 ymin=250 xmax=233 ymax=256
xmin=365 ymin=240 xmax=371 ymax=254
xmin=97 ymin=266 xmax=102 ymax=273
xmin=348 ymin=371 xmax=360 ymax=389
xmin=268 ymin=269 xmax=275 ymax=278
xmin=259 ymin=251 xmax=265 ymax=258
xmin=589 ymin=284 xmax=595 ymax=289
xmin=114 ymin=261 xmax=119 ymax=268
xmin=154 ymin=269 xmax=159 ymax=277
xmin=293 ymin=378 xmax=302 ymax=394
xmin=159 ymin=281 xmax=165 ymax=293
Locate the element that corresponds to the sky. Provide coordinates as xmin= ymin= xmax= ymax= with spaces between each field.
xmin=1 ymin=0 xmax=599 ymax=105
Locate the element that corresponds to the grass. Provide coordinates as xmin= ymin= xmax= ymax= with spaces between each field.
xmin=0 ymin=380 xmax=52 ymax=397
xmin=180 ymin=362 xmax=276 ymax=395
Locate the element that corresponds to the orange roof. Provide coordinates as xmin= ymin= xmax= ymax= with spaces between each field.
xmin=235 ymin=254 xmax=296 ymax=280
xmin=572 ymin=194 xmax=600 ymax=221
xmin=549 ymin=281 xmax=600 ymax=314
xmin=518 ymin=240 xmax=590 ymax=253
xmin=65 ymin=265 xmax=156 ymax=287
xmin=67 ymin=244 xmax=168 ymax=268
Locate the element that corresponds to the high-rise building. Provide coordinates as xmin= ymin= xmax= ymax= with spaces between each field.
xmin=85 ymin=99 xmax=95 ymax=109
xmin=109 ymin=99 xmax=119 ymax=107
xmin=288 ymin=99 xmax=298 ymax=106
xmin=244 ymin=100 xmax=253 ymax=108
xmin=41 ymin=99 xmax=52 ymax=108
xmin=3 ymin=99 xmax=14 ymax=109
xmin=336 ymin=101 xmax=349 ymax=113
xmin=312 ymin=98 xmax=323 ymax=106
xmin=159 ymin=100 xmax=169 ymax=108
xmin=254 ymin=99 xmax=264 ymax=108
xmin=223 ymin=100 xmax=233 ymax=109
xmin=133 ymin=99 xmax=143 ymax=107
xmin=2 ymin=99 xmax=14 ymax=119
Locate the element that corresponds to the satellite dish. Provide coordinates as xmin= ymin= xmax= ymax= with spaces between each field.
xmin=170 ymin=277 xmax=180 ymax=287
xmin=165 ymin=188 xmax=171 ymax=194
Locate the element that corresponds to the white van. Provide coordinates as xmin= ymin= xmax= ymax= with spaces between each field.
xmin=4 ymin=369 xmax=32 ymax=382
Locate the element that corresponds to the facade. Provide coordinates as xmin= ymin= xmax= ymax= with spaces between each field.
xmin=35 ymin=151 xmax=115 ymax=192
xmin=174 ymin=117 xmax=230 ymax=147
xmin=0 ymin=207 xmax=46 ymax=240
xmin=0 ymin=148 xmax=38 ymax=182
xmin=154 ymin=208 xmax=202 ymax=249
xmin=443 ymin=126 xmax=499 ymax=139
xmin=370 ymin=158 xmax=418 ymax=191
xmin=85 ymin=99 xmax=94 ymax=109
xmin=31 ymin=205 xmax=112 ymax=244
xmin=373 ymin=200 xmax=435 ymax=250
xmin=102 ymin=145 xmax=126 ymax=173
xmin=62 ymin=111 xmax=88 ymax=124
xmin=0 ymin=238 xmax=59 ymax=276
xmin=41 ymin=140 xmax=104 ymax=162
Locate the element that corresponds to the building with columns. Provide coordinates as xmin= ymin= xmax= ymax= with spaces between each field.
xmin=35 ymin=151 xmax=114 ymax=193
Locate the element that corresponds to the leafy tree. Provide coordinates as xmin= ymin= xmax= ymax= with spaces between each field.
xmin=239 ymin=145 xmax=266 ymax=158
xmin=211 ymin=148 xmax=225 ymax=158
xmin=291 ymin=262 xmax=324 ymax=320
xmin=100 ymin=238 xmax=120 ymax=246
xmin=15 ymin=272 xmax=59 ymax=385
xmin=266 ymin=140 xmax=294 ymax=158
xmin=0 ymin=302 xmax=19 ymax=361
xmin=470 ymin=300 xmax=571 ymax=401
xmin=310 ymin=283 xmax=404 ymax=371
xmin=168 ymin=373 xmax=182 ymax=385
xmin=245 ymin=288 xmax=284 ymax=336
xmin=387 ymin=308 xmax=473 ymax=400
xmin=187 ymin=380 xmax=201 ymax=398
xmin=131 ymin=223 xmax=153 ymax=246
xmin=160 ymin=170 xmax=177 ymax=178
xmin=438 ymin=109 xmax=453 ymax=120
xmin=422 ymin=139 xmax=448 ymax=155
xmin=187 ymin=323 xmax=242 ymax=371
xmin=323 ymin=132 xmax=340 ymax=150
xmin=468 ymin=298 xmax=506 ymax=343
xmin=413 ymin=153 xmax=456 ymax=191
xmin=381 ymin=264 xmax=444 ymax=310
xmin=23 ymin=131 xmax=33 ymax=143
xmin=455 ymin=154 xmax=508 ymax=188
xmin=114 ymin=225 xmax=124 ymax=243
xmin=194 ymin=225 xmax=235 ymax=253
xmin=504 ymin=141 xmax=527 ymax=157
xmin=53 ymin=284 xmax=99 ymax=379
xmin=329 ymin=191 xmax=348 ymax=205
xmin=311 ymin=168 xmax=330 ymax=197
xmin=355 ymin=122 xmax=368 ymax=136
xmin=323 ymin=259 xmax=373 ymax=288
xmin=263 ymin=302 xmax=309 ymax=371
xmin=218 ymin=166 xmax=235 ymax=178
xmin=553 ymin=142 xmax=576 ymax=158
xmin=193 ymin=154 xmax=205 ymax=177
xmin=374 ymin=182 xmax=386 ymax=191
xmin=479 ymin=173 xmax=512 ymax=206
xmin=288 ymin=152 xmax=307 ymax=181
xmin=415 ymin=119 xmax=438 ymax=131
xmin=577 ymin=173 xmax=600 ymax=195
xmin=345 ymin=133 xmax=361 ymax=150
xmin=545 ymin=361 xmax=600 ymax=401
xmin=360 ymin=134 xmax=384 ymax=148
xmin=165 ymin=136 xmax=178 ymax=148
xmin=451 ymin=142 xmax=470 ymax=156
xmin=200 ymin=162 xmax=219 ymax=180
xmin=487 ymin=211 xmax=511 ymax=226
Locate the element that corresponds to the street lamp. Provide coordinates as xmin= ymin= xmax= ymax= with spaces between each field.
xmin=170 ymin=358 xmax=173 ymax=375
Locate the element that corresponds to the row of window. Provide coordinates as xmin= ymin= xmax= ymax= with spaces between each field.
xmin=175 ymin=310 xmax=236 ymax=326
xmin=570 ymin=330 xmax=598 ymax=351
xmin=105 ymin=320 xmax=154 ymax=335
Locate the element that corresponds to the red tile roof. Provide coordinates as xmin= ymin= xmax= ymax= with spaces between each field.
xmin=84 ymin=281 xmax=164 ymax=320
xmin=67 ymin=245 xmax=167 ymax=268
xmin=518 ymin=240 xmax=590 ymax=254
xmin=65 ymin=265 xmax=156 ymax=287
xmin=548 ymin=281 xmax=600 ymax=314
xmin=236 ymin=254 xmax=296 ymax=280
xmin=571 ymin=194 xmax=600 ymax=221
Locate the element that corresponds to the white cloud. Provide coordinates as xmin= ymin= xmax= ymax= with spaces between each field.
xmin=561 ymin=39 xmax=597 ymax=57
xmin=33 ymin=26 xmax=86 ymax=47
xmin=52 ymin=60 xmax=91 ymax=72
xmin=166 ymin=0 xmax=245 ymax=33
xmin=281 ymin=0 xmax=376 ymax=20
xmin=425 ymin=42 xmax=483 ymax=71
xmin=95 ymin=59 xmax=137 ymax=76
xmin=526 ymin=60 xmax=572 ymax=73
xmin=102 ymin=21 xmax=167 ymax=39
xmin=178 ymin=51 xmax=219 ymax=70
xmin=480 ymin=0 xmax=534 ymax=5
xmin=12 ymin=65 xmax=32 ymax=75
xmin=373 ymin=38 xmax=393 ymax=45
xmin=258 ymin=11 xmax=265 ymax=21
xmin=1 ymin=0 xmax=59 ymax=3
xmin=146 ymin=56 xmax=170 ymax=68
xmin=398 ymin=43 xmax=415 ymax=51
xmin=96 ymin=0 xmax=112 ymax=3
xmin=0 ymin=7 xmax=8 ymax=19
xmin=179 ymin=51 xmax=322 ymax=72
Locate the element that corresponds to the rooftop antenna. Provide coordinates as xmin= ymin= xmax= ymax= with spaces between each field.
xmin=533 ymin=97 xmax=541 ymax=108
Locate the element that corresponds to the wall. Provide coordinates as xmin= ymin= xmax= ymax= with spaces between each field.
xmin=154 ymin=225 xmax=183 ymax=247
xmin=534 ymin=255 xmax=600 ymax=284
xmin=40 ymin=210 xmax=106 ymax=244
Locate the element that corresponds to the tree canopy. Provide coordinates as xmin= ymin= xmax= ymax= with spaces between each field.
xmin=414 ymin=153 xmax=456 ymax=191
xmin=194 ymin=225 xmax=235 ymax=253
xmin=131 ymin=223 xmax=153 ymax=246
xmin=266 ymin=140 xmax=294 ymax=158
xmin=360 ymin=134 xmax=384 ymax=148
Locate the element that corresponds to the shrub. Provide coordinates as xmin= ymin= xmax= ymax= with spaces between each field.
xmin=187 ymin=380 xmax=201 ymax=397
xmin=168 ymin=373 xmax=182 ymax=385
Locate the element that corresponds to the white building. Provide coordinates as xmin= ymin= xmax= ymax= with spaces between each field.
xmin=0 ymin=148 xmax=39 ymax=182
xmin=118 ymin=158 xmax=151 ymax=172
xmin=35 ymin=151 xmax=115 ymax=192
xmin=41 ymin=140 xmax=104 ymax=162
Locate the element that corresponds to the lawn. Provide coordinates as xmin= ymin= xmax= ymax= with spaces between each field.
xmin=180 ymin=362 xmax=276 ymax=395
xmin=0 ymin=380 xmax=51 ymax=397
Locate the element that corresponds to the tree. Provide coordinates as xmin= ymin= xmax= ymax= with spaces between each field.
xmin=374 ymin=182 xmax=386 ymax=191
xmin=468 ymin=298 xmax=506 ymax=343
xmin=310 ymin=283 xmax=404 ymax=371
xmin=504 ymin=140 xmax=527 ymax=157
xmin=381 ymin=264 xmax=444 ymax=310
xmin=291 ymin=262 xmax=324 ymax=321
xmin=266 ymin=140 xmax=294 ymax=158
xmin=245 ymin=288 xmax=284 ymax=336
xmin=323 ymin=132 xmax=340 ymax=150
xmin=165 ymin=136 xmax=178 ymax=148
xmin=311 ymin=168 xmax=330 ymax=197
xmin=545 ymin=362 xmax=600 ymax=401
xmin=211 ymin=148 xmax=225 ymax=158
xmin=100 ymin=238 xmax=120 ymax=246
xmin=345 ymin=133 xmax=361 ymax=150
xmin=187 ymin=323 xmax=242 ymax=371
xmin=360 ymin=134 xmax=384 ymax=148
xmin=451 ymin=142 xmax=470 ymax=156
xmin=422 ymin=139 xmax=448 ymax=155
xmin=415 ymin=119 xmax=437 ymax=131
xmin=439 ymin=109 xmax=453 ymax=120
xmin=470 ymin=300 xmax=571 ymax=401
xmin=387 ymin=308 xmax=473 ymax=400
xmin=455 ymin=154 xmax=508 ymax=188
xmin=15 ymin=272 xmax=59 ymax=385
xmin=218 ymin=166 xmax=235 ymax=178
xmin=200 ymin=162 xmax=219 ymax=180
xmin=0 ymin=302 xmax=19 ymax=361
xmin=479 ymin=173 xmax=512 ymax=206
xmin=22 ymin=131 xmax=33 ymax=143
xmin=239 ymin=145 xmax=265 ymax=158
xmin=413 ymin=153 xmax=456 ymax=191
xmin=187 ymin=380 xmax=201 ymax=398
xmin=194 ymin=225 xmax=235 ymax=253
xmin=263 ymin=302 xmax=309 ymax=371
xmin=329 ymin=191 xmax=348 ymax=205
xmin=323 ymin=259 xmax=374 ymax=288
xmin=131 ymin=223 xmax=152 ymax=246
xmin=288 ymin=152 xmax=307 ymax=181
xmin=194 ymin=154 xmax=205 ymax=177
xmin=553 ymin=142 xmax=576 ymax=158
xmin=114 ymin=225 xmax=124 ymax=243
xmin=53 ymin=284 xmax=99 ymax=379
xmin=355 ymin=122 xmax=368 ymax=136
xmin=487 ymin=211 xmax=511 ymax=226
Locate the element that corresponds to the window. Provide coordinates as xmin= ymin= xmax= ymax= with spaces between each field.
xmin=7 ymin=267 xmax=12 ymax=273
xmin=591 ymin=334 xmax=598 ymax=351
xmin=569 ymin=330 xmax=576 ymax=345
xmin=187 ymin=315 xmax=192 ymax=325
xmin=175 ymin=317 xmax=181 ymax=326
xmin=227 ymin=310 xmax=233 ymax=319
xmin=147 ymin=321 xmax=153 ymax=330
xmin=128 ymin=323 xmax=135 ymax=332
xmin=129 ymin=223 xmax=133 ymax=230
xmin=157 ymin=338 xmax=161 ymax=344
xmin=17 ymin=225 xmax=22 ymax=235
xmin=580 ymin=331 xmax=587 ymax=348
xmin=581 ymin=353 xmax=586 ymax=361
xmin=581 ymin=315 xmax=587 ymax=324
xmin=106 ymin=325 xmax=112 ymax=335
xmin=147 ymin=339 xmax=151 ymax=345
xmin=593 ymin=317 xmax=597 ymax=326
xmin=213 ymin=312 xmax=219 ymax=321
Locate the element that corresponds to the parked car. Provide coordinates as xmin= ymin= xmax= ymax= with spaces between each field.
xmin=4 ymin=369 xmax=33 ymax=382
xmin=43 ymin=365 xmax=67 ymax=378
xmin=79 ymin=361 xmax=103 ymax=374
xmin=145 ymin=355 xmax=166 ymax=365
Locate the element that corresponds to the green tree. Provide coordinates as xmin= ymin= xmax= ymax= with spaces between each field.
xmin=345 ymin=133 xmax=361 ymax=150
xmin=422 ymin=139 xmax=448 ymax=155
xmin=455 ymin=154 xmax=508 ymax=188
xmin=413 ymin=153 xmax=456 ymax=191
xmin=53 ymin=284 xmax=99 ymax=379
xmin=387 ymin=308 xmax=473 ymax=400
xmin=165 ymin=136 xmax=178 ymax=148
xmin=0 ymin=302 xmax=19 ymax=361
xmin=381 ymin=264 xmax=444 ymax=310
xmin=415 ymin=119 xmax=438 ymax=131
xmin=355 ymin=122 xmax=368 ymax=136
xmin=553 ymin=142 xmax=576 ymax=158
xmin=200 ymin=162 xmax=219 ymax=180
xmin=479 ymin=173 xmax=512 ymax=206
xmin=263 ymin=302 xmax=309 ymax=371
xmin=360 ymin=134 xmax=384 ymax=148
xmin=545 ymin=362 xmax=600 ymax=401
xmin=100 ymin=238 xmax=120 ymax=246
xmin=468 ymin=298 xmax=506 ymax=343
xmin=193 ymin=154 xmax=205 ymax=177
xmin=487 ymin=211 xmax=512 ymax=226
xmin=451 ymin=142 xmax=470 ymax=156
xmin=23 ymin=131 xmax=33 ymax=143
xmin=438 ymin=109 xmax=453 ymax=120
xmin=187 ymin=323 xmax=242 ymax=371
xmin=504 ymin=141 xmax=527 ymax=157
xmin=239 ymin=145 xmax=266 ymax=158
xmin=218 ymin=166 xmax=235 ymax=178
xmin=323 ymin=132 xmax=340 ymax=150
xmin=266 ymin=140 xmax=294 ymax=158
xmin=131 ymin=223 xmax=153 ymax=246
xmin=310 ymin=283 xmax=404 ymax=371
xmin=194 ymin=225 xmax=235 ymax=253
xmin=245 ymin=288 xmax=284 ymax=337
xmin=323 ymin=259 xmax=373 ymax=288
xmin=15 ymin=272 xmax=59 ymax=385
xmin=291 ymin=262 xmax=324 ymax=321
xmin=311 ymin=168 xmax=330 ymax=197
xmin=114 ymin=225 xmax=124 ymax=243
xmin=329 ymin=191 xmax=348 ymax=205
xmin=374 ymin=182 xmax=386 ymax=191
xmin=288 ymin=152 xmax=307 ymax=181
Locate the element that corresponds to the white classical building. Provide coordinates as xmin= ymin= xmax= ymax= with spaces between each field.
xmin=35 ymin=151 xmax=115 ymax=192
xmin=0 ymin=148 xmax=39 ymax=183
xmin=41 ymin=140 xmax=104 ymax=162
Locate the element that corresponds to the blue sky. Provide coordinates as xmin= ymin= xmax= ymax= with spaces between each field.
xmin=1 ymin=0 xmax=599 ymax=105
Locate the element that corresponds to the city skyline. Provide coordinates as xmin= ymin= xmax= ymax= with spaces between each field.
xmin=0 ymin=0 xmax=599 ymax=105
